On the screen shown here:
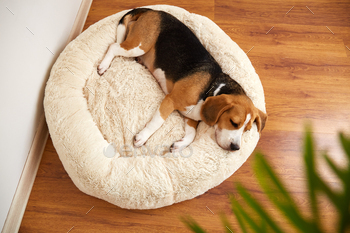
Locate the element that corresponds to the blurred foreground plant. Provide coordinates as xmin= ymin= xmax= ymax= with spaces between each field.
xmin=182 ymin=127 xmax=350 ymax=232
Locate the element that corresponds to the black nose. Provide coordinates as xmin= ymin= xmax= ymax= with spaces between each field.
xmin=230 ymin=143 xmax=240 ymax=151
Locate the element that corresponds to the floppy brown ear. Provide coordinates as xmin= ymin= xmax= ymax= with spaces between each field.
xmin=200 ymin=94 xmax=233 ymax=126
xmin=254 ymin=108 xmax=267 ymax=133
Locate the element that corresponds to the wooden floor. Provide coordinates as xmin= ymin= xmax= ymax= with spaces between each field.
xmin=20 ymin=0 xmax=350 ymax=232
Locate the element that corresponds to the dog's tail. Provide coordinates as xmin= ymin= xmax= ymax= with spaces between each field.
xmin=116 ymin=8 xmax=152 ymax=44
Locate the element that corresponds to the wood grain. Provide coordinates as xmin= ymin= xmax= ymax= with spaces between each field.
xmin=20 ymin=0 xmax=350 ymax=232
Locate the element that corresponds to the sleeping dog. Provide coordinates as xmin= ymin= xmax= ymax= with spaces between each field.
xmin=98 ymin=8 xmax=267 ymax=152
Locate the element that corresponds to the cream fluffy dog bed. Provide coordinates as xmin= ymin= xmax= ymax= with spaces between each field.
xmin=44 ymin=5 xmax=266 ymax=209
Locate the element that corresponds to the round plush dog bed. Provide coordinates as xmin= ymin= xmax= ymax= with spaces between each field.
xmin=44 ymin=5 xmax=266 ymax=209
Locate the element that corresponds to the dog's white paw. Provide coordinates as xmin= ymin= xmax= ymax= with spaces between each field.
xmin=97 ymin=61 xmax=109 ymax=75
xmin=133 ymin=131 xmax=149 ymax=148
xmin=170 ymin=139 xmax=189 ymax=153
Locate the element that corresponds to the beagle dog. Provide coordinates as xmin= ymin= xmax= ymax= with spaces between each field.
xmin=98 ymin=8 xmax=267 ymax=152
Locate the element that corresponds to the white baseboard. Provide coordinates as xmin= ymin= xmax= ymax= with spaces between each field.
xmin=1 ymin=1 xmax=92 ymax=232
xmin=67 ymin=0 xmax=93 ymax=43
xmin=1 ymin=114 xmax=49 ymax=233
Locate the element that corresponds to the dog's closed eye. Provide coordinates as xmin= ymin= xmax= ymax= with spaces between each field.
xmin=230 ymin=119 xmax=239 ymax=128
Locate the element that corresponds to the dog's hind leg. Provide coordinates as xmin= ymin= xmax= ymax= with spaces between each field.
xmin=98 ymin=10 xmax=160 ymax=75
xmin=116 ymin=23 xmax=127 ymax=44
xmin=98 ymin=41 xmax=146 ymax=75
xmin=117 ymin=8 xmax=151 ymax=44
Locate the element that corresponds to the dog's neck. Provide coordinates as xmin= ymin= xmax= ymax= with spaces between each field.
xmin=199 ymin=73 xmax=246 ymax=101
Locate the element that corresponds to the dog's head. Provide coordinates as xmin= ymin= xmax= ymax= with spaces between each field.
xmin=200 ymin=94 xmax=267 ymax=151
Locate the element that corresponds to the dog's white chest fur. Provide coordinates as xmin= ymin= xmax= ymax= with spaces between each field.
xmin=179 ymin=99 xmax=204 ymax=121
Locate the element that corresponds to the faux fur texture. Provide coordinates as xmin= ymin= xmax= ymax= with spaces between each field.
xmin=44 ymin=5 xmax=266 ymax=209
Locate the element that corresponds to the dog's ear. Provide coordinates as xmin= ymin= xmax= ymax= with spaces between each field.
xmin=200 ymin=94 xmax=233 ymax=126
xmin=254 ymin=108 xmax=267 ymax=133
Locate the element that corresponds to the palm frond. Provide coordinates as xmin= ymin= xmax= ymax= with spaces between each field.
xmin=254 ymin=152 xmax=311 ymax=232
xmin=181 ymin=216 xmax=207 ymax=233
xmin=235 ymin=183 xmax=284 ymax=233
xmin=303 ymin=128 xmax=322 ymax=232
xmin=182 ymin=126 xmax=350 ymax=233
xmin=220 ymin=212 xmax=236 ymax=233
xmin=230 ymin=195 xmax=263 ymax=233
xmin=337 ymin=133 xmax=350 ymax=233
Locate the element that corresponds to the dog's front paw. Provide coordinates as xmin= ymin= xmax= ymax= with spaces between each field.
xmin=97 ymin=61 xmax=109 ymax=75
xmin=170 ymin=139 xmax=189 ymax=153
xmin=133 ymin=131 xmax=149 ymax=148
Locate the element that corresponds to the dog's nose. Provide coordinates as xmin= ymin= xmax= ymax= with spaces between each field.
xmin=230 ymin=143 xmax=240 ymax=151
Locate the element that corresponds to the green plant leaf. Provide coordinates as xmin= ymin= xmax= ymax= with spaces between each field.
xmin=254 ymin=152 xmax=312 ymax=232
xmin=313 ymin=156 xmax=342 ymax=211
xmin=181 ymin=216 xmax=207 ymax=233
xmin=323 ymin=152 xmax=347 ymax=184
xmin=337 ymin=133 xmax=350 ymax=233
xmin=303 ymin=128 xmax=324 ymax=232
xmin=235 ymin=183 xmax=284 ymax=233
xmin=228 ymin=194 xmax=248 ymax=233
xmin=339 ymin=133 xmax=350 ymax=160
xmin=180 ymin=126 xmax=350 ymax=233
xmin=220 ymin=212 xmax=236 ymax=233
xmin=230 ymin=195 xmax=262 ymax=233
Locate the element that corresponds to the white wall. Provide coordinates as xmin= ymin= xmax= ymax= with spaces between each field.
xmin=0 ymin=0 xmax=83 ymax=229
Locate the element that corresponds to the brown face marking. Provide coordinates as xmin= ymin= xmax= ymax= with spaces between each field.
xmin=217 ymin=104 xmax=246 ymax=131
xmin=201 ymin=93 xmax=267 ymax=134
xmin=200 ymin=94 xmax=234 ymax=126
xmin=214 ymin=94 xmax=267 ymax=133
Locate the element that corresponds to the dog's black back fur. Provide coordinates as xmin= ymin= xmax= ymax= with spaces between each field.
xmin=154 ymin=11 xmax=221 ymax=82
xmin=120 ymin=8 xmax=246 ymax=101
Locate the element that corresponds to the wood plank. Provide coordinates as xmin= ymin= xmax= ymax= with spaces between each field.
xmin=215 ymin=1 xmax=350 ymax=27
xmin=20 ymin=0 xmax=350 ymax=232
xmin=83 ymin=0 xmax=215 ymax=31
